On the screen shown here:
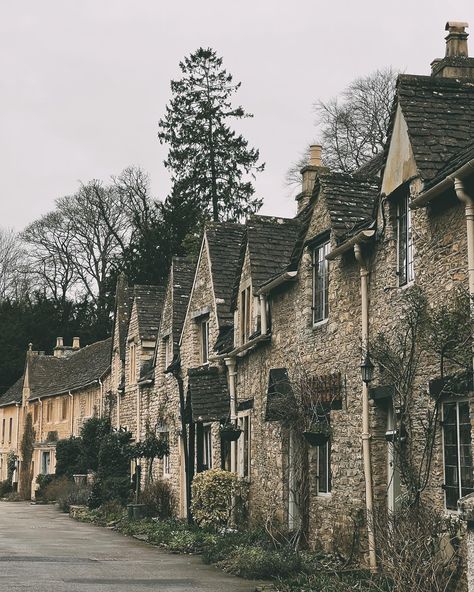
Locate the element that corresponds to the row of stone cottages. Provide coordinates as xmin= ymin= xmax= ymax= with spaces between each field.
xmin=2 ymin=21 xmax=474 ymax=567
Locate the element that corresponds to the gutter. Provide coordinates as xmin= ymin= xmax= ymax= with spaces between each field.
xmin=410 ymin=159 xmax=474 ymax=209
xmin=326 ymin=229 xmax=375 ymax=261
xmin=257 ymin=271 xmax=297 ymax=295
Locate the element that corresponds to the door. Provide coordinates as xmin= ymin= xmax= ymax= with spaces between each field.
xmin=387 ymin=403 xmax=401 ymax=512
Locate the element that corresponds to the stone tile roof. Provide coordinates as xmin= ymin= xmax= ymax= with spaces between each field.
xmin=139 ymin=358 xmax=154 ymax=383
xmin=0 ymin=376 xmax=23 ymax=407
xmin=214 ymin=326 xmax=234 ymax=354
xmin=232 ymin=216 xmax=301 ymax=302
xmin=424 ymin=138 xmax=474 ymax=190
xmin=133 ymin=285 xmax=166 ymax=341
xmin=394 ymin=74 xmax=474 ymax=182
xmin=355 ymin=152 xmax=384 ymax=178
xmin=172 ymin=257 xmax=196 ymax=350
xmin=206 ymin=223 xmax=245 ymax=327
xmin=188 ymin=365 xmax=230 ymax=422
xmin=27 ymin=338 xmax=112 ymax=400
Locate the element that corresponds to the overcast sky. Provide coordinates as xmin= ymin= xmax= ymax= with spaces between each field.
xmin=1 ymin=1 xmax=472 ymax=230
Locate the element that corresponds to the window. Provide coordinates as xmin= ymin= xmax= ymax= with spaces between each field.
xmin=129 ymin=342 xmax=137 ymax=383
xmin=312 ymin=241 xmax=330 ymax=324
xmin=163 ymin=335 xmax=173 ymax=368
xmin=200 ymin=318 xmax=209 ymax=364
xmin=8 ymin=418 xmax=12 ymax=443
xmin=237 ymin=414 xmax=251 ymax=478
xmin=203 ymin=425 xmax=212 ymax=470
xmin=240 ymin=286 xmax=252 ymax=344
xmin=1 ymin=419 xmax=5 ymax=443
xmin=443 ymin=401 xmax=474 ymax=510
xmin=41 ymin=451 xmax=51 ymax=475
xmin=46 ymin=400 xmax=53 ymax=423
xmin=397 ymin=193 xmax=414 ymax=285
xmin=162 ymin=430 xmax=170 ymax=477
xmin=61 ymin=397 xmax=68 ymax=421
xmin=33 ymin=404 xmax=39 ymax=424
xmin=317 ymin=440 xmax=331 ymax=494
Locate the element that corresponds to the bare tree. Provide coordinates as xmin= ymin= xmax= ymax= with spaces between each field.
xmin=0 ymin=227 xmax=29 ymax=300
xmin=314 ymin=68 xmax=398 ymax=173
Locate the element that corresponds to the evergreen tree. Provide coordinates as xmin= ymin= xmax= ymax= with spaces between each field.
xmin=158 ymin=47 xmax=264 ymax=223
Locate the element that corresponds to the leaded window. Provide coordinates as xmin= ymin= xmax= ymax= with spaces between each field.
xmin=443 ymin=401 xmax=474 ymax=510
xmin=317 ymin=439 xmax=331 ymax=494
xmin=397 ymin=194 xmax=414 ymax=286
xmin=312 ymin=242 xmax=330 ymax=324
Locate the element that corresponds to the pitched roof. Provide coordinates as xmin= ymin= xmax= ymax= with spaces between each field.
xmin=319 ymin=173 xmax=379 ymax=240
xmin=188 ymin=365 xmax=230 ymax=422
xmin=0 ymin=376 xmax=23 ymax=407
xmin=394 ymin=74 xmax=474 ymax=182
xmin=206 ymin=223 xmax=245 ymax=327
xmin=172 ymin=257 xmax=196 ymax=348
xmin=27 ymin=338 xmax=112 ymax=400
xmin=133 ymin=285 xmax=166 ymax=341
xmin=424 ymin=138 xmax=474 ymax=190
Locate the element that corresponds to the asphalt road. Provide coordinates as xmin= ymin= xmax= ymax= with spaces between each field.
xmin=0 ymin=502 xmax=263 ymax=592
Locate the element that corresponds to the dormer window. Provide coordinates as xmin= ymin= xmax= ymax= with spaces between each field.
xmin=240 ymin=285 xmax=252 ymax=344
xmin=200 ymin=317 xmax=209 ymax=364
xmin=312 ymin=241 xmax=330 ymax=324
xmin=397 ymin=192 xmax=414 ymax=286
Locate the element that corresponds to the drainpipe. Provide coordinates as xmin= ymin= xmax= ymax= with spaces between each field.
xmin=69 ymin=392 xmax=74 ymax=435
xmin=452 ymin=179 xmax=474 ymax=378
xmin=98 ymin=378 xmax=103 ymax=419
xmin=15 ymin=404 xmax=20 ymax=449
xmin=354 ymin=243 xmax=377 ymax=572
xmin=225 ymin=357 xmax=238 ymax=473
xmin=259 ymin=294 xmax=268 ymax=335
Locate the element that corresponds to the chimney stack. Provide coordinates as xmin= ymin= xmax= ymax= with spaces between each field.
xmin=431 ymin=21 xmax=474 ymax=79
xmin=72 ymin=337 xmax=80 ymax=349
xmin=54 ymin=336 xmax=64 ymax=358
xmin=296 ymin=144 xmax=328 ymax=214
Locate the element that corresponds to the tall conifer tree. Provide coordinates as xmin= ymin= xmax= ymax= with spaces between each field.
xmin=158 ymin=48 xmax=264 ymax=222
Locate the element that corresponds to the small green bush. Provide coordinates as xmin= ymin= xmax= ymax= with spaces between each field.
xmin=141 ymin=479 xmax=176 ymax=519
xmin=58 ymin=485 xmax=91 ymax=513
xmin=191 ymin=468 xmax=247 ymax=530
xmin=35 ymin=474 xmax=54 ymax=500
xmin=42 ymin=476 xmax=74 ymax=502
xmin=0 ymin=480 xmax=13 ymax=497
xmin=55 ymin=437 xmax=85 ymax=478
xmin=218 ymin=545 xmax=303 ymax=579
xmin=274 ymin=571 xmax=392 ymax=592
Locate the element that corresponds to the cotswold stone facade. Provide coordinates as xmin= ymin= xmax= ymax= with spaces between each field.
xmin=3 ymin=19 xmax=474 ymax=586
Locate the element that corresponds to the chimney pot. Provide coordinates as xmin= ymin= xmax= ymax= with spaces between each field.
xmin=72 ymin=337 xmax=80 ymax=349
xmin=444 ymin=21 xmax=469 ymax=58
xmin=309 ymin=144 xmax=322 ymax=167
xmin=56 ymin=337 xmax=63 ymax=348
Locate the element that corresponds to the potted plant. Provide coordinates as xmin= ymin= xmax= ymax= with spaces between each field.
xmin=303 ymin=419 xmax=331 ymax=447
xmin=220 ymin=421 xmax=242 ymax=442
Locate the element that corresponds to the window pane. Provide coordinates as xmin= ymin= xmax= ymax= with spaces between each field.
xmin=398 ymin=197 xmax=408 ymax=285
xmin=313 ymin=242 xmax=329 ymax=323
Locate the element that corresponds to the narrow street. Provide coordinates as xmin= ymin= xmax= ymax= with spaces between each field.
xmin=0 ymin=503 xmax=263 ymax=592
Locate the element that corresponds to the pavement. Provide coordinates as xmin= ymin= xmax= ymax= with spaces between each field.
xmin=0 ymin=502 xmax=265 ymax=592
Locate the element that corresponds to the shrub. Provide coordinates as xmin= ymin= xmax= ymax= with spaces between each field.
xmin=141 ymin=480 xmax=176 ymax=519
xmin=35 ymin=474 xmax=54 ymax=500
xmin=191 ymin=468 xmax=247 ymax=530
xmin=55 ymin=437 xmax=85 ymax=478
xmin=218 ymin=545 xmax=303 ymax=579
xmin=58 ymin=485 xmax=90 ymax=513
xmin=42 ymin=475 xmax=74 ymax=502
xmin=80 ymin=417 xmax=111 ymax=472
xmin=100 ymin=500 xmax=125 ymax=522
xmin=0 ymin=480 xmax=13 ymax=497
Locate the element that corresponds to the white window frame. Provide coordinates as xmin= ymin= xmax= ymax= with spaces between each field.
xmin=316 ymin=439 xmax=331 ymax=495
xmin=442 ymin=400 xmax=474 ymax=510
xmin=397 ymin=193 xmax=414 ymax=286
xmin=200 ymin=318 xmax=209 ymax=365
xmin=312 ymin=241 xmax=330 ymax=325
xmin=237 ymin=412 xmax=251 ymax=479
xmin=202 ymin=424 xmax=212 ymax=471
xmin=240 ymin=285 xmax=252 ymax=344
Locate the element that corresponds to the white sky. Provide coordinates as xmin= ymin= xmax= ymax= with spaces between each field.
xmin=1 ymin=1 xmax=473 ymax=230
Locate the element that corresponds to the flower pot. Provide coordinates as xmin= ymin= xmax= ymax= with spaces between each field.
xmin=127 ymin=503 xmax=146 ymax=520
xmin=220 ymin=428 xmax=242 ymax=442
xmin=303 ymin=431 xmax=330 ymax=447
